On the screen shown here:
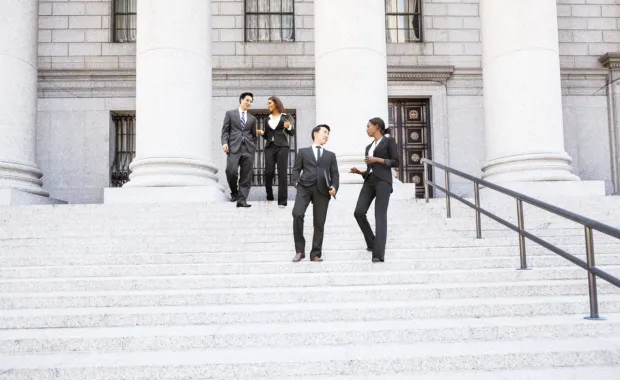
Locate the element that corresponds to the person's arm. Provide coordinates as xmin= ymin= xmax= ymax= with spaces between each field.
xmin=330 ymin=153 xmax=339 ymax=192
xmin=292 ymin=149 xmax=303 ymax=187
xmin=221 ymin=111 xmax=231 ymax=152
xmin=249 ymin=116 xmax=258 ymax=144
xmin=284 ymin=114 xmax=295 ymax=136
xmin=367 ymin=138 xmax=400 ymax=167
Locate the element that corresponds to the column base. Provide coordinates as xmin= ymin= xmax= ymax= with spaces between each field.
xmin=0 ymin=189 xmax=66 ymax=206
xmin=482 ymin=153 xmax=580 ymax=182
xmin=480 ymin=180 xmax=606 ymax=200
xmin=104 ymin=185 xmax=226 ymax=204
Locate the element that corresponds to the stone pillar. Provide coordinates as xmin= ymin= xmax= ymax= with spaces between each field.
xmin=480 ymin=0 xmax=579 ymax=183
xmin=599 ymin=53 xmax=620 ymax=194
xmin=0 ymin=0 xmax=53 ymax=204
xmin=314 ymin=0 xmax=389 ymax=184
xmin=107 ymin=0 xmax=224 ymax=203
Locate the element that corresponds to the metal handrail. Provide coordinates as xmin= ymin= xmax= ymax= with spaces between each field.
xmin=421 ymin=158 xmax=620 ymax=320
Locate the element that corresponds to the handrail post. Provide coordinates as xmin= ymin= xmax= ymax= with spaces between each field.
xmin=445 ymin=170 xmax=451 ymax=218
xmin=516 ymin=199 xmax=529 ymax=270
xmin=474 ymin=182 xmax=482 ymax=239
xmin=584 ymin=226 xmax=604 ymax=320
xmin=423 ymin=161 xmax=429 ymax=203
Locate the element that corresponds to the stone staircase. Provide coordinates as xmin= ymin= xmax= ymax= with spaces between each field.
xmin=1 ymin=195 xmax=620 ymax=379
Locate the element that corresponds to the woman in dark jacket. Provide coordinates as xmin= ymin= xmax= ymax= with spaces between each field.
xmin=256 ymin=96 xmax=295 ymax=207
xmin=350 ymin=117 xmax=400 ymax=262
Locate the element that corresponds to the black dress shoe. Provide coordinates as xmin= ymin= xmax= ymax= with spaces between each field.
xmin=236 ymin=202 xmax=251 ymax=208
xmin=372 ymin=258 xmax=384 ymax=263
xmin=230 ymin=194 xmax=238 ymax=202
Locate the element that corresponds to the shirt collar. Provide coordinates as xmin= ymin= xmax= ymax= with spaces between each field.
xmin=372 ymin=136 xmax=384 ymax=146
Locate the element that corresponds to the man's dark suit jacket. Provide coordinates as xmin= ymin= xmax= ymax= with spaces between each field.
xmin=363 ymin=137 xmax=400 ymax=184
xmin=292 ymin=146 xmax=339 ymax=196
xmin=221 ymin=110 xmax=258 ymax=154
xmin=262 ymin=114 xmax=295 ymax=148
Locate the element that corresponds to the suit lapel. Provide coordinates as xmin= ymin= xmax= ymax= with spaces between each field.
xmin=373 ymin=137 xmax=386 ymax=154
xmin=308 ymin=147 xmax=317 ymax=165
xmin=230 ymin=110 xmax=240 ymax=129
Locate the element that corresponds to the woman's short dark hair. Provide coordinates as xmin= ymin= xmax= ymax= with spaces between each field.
xmin=369 ymin=117 xmax=390 ymax=135
xmin=311 ymin=124 xmax=331 ymax=141
xmin=239 ymin=92 xmax=253 ymax=103
xmin=268 ymin=96 xmax=285 ymax=114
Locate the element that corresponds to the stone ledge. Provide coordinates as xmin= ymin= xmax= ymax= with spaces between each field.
xmin=104 ymin=186 xmax=226 ymax=204
xmin=599 ymin=53 xmax=620 ymax=70
xmin=0 ymin=189 xmax=66 ymax=206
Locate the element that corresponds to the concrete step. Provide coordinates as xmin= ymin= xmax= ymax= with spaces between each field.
xmin=2 ymin=246 xmax=617 ymax=266
xmin=2 ymin=236 xmax=619 ymax=255
xmin=2 ymin=280 xmax=620 ymax=309
xmin=2 ymin=314 xmax=619 ymax=354
xmin=3 ymin=295 xmax=620 ymax=329
xmin=1 ymin=336 xmax=619 ymax=379
xmin=2 ymin=255 xmax=620 ymax=278
xmin=252 ymin=366 xmax=620 ymax=380
xmin=3 ymin=267 xmax=619 ymax=293
xmin=2 ymin=225 xmax=611 ymax=240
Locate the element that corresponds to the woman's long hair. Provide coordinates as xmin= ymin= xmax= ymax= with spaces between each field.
xmin=369 ymin=117 xmax=390 ymax=135
xmin=268 ymin=96 xmax=285 ymax=114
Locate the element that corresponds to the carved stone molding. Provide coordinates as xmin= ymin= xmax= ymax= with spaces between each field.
xmin=388 ymin=65 xmax=454 ymax=82
xmin=599 ymin=53 xmax=620 ymax=70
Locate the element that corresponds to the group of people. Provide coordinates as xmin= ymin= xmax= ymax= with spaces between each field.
xmin=221 ymin=92 xmax=400 ymax=263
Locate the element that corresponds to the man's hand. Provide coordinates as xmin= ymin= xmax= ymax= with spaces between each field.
xmin=256 ymin=129 xmax=264 ymax=135
xmin=329 ymin=186 xmax=336 ymax=196
xmin=284 ymin=120 xmax=292 ymax=129
xmin=364 ymin=156 xmax=379 ymax=165
xmin=222 ymin=144 xmax=229 ymax=153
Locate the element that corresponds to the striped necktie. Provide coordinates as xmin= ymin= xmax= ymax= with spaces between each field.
xmin=241 ymin=112 xmax=246 ymax=129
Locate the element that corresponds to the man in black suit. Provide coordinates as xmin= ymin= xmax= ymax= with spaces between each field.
xmin=221 ymin=92 xmax=257 ymax=208
xmin=291 ymin=124 xmax=339 ymax=262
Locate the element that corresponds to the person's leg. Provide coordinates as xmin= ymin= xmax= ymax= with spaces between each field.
xmin=276 ymin=146 xmax=289 ymax=206
xmin=372 ymin=181 xmax=392 ymax=262
xmin=264 ymin=146 xmax=276 ymax=201
xmin=292 ymin=185 xmax=312 ymax=258
xmin=237 ymin=146 xmax=254 ymax=203
xmin=353 ymin=179 xmax=377 ymax=250
xmin=225 ymin=152 xmax=241 ymax=200
xmin=310 ymin=188 xmax=330 ymax=260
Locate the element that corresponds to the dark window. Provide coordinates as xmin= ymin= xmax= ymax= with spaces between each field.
xmin=110 ymin=114 xmax=136 ymax=187
xmin=245 ymin=0 xmax=295 ymax=42
xmin=250 ymin=110 xmax=298 ymax=186
xmin=386 ymin=0 xmax=422 ymax=43
xmin=113 ymin=0 xmax=137 ymax=43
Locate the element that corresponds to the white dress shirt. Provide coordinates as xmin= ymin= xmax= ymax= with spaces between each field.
xmin=367 ymin=137 xmax=384 ymax=174
xmin=267 ymin=113 xmax=281 ymax=130
xmin=312 ymin=144 xmax=324 ymax=161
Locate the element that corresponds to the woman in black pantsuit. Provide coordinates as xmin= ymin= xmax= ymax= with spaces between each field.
xmin=350 ymin=117 xmax=400 ymax=262
xmin=257 ymin=96 xmax=295 ymax=207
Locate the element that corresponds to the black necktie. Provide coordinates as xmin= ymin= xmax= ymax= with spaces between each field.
xmin=316 ymin=146 xmax=322 ymax=162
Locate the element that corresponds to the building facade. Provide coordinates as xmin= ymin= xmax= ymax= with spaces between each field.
xmin=1 ymin=0 xmax=619 ymax=204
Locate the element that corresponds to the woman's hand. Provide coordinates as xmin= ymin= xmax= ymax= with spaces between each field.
xmin=256 ymin=129 xmax=264 ymax=135
xmin=364 ymin=156 xmax=380 ymax=165
xmin=284 ymin=120 xmax=292 ymax=129
xmin=349 ymin=167 xmax=361 ymax=175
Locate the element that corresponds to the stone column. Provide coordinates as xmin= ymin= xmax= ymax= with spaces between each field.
xmin=0 ymin=0 xmax=51 ymax=203
xmin=599 ymin=53 xmax=620 ymax=194
xmin=108 ymin=0 xmax=224 ymax=202
xmin=480 ymin=0 xmax=579 ymax=183
xmin=314 ymin=0 xmax=389 ymax=184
